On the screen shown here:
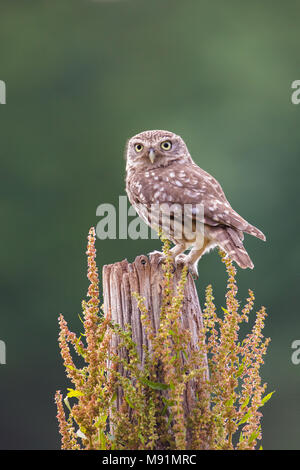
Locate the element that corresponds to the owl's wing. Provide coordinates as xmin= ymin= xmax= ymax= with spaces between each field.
xmin=172 ymin=163 xmax=265 ymax=240
xmin=129 ymin=163 xmax=265 ymax=240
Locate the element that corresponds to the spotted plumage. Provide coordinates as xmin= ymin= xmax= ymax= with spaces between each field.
xmin=125 ymin=130 xmax=266 ymax=278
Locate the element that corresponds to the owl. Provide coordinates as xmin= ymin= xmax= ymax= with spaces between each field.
xmin=125 ymin=130 xmax=266 ymax=278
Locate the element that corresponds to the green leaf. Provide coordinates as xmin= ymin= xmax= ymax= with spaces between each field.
xmin=169 ymin=355 xmax=176 ymax=364
xmin=235 ymin=363 xmax=244 ymax=378
xmin=67 ymin=388 xmax=84 ymax=398
xmin=248 ymin=427 xmax=261 ymax=444
xmin=167 ymin=413 xmax=173 ymax=428
xmin=260 ymin=391 xmax=275 ymax=407
xmin=75 ymin=336 xmax=85 ymax=356
xmin=99 ymin=429 xmax=107 ymax=450
xmin=221 ymin=306 xmax=229 ymax=314
xmin=241 ymin=396 xmax=250 ymax=410
xmin=125 ymin=395 xmax=135 ymax=409
xmin=140 ymin=377 xmax=170 ymax=391
xmin=248 ymin=432 xmax=258 ymax=444
xmin=95 ymin=414 xmax=108 ymax=427
xmin=225 ymin=396 xmax=235 ymax=408
xmin=238 ymin=410 xmax=252 ymax=426
xmin=161 ymin=397 xmax=175 ymax=415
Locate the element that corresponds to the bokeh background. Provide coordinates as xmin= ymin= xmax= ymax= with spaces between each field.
xmin=1 ymin=0 xmax=299 ymax=450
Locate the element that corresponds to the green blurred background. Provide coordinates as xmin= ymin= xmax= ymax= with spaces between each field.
xmin=0 ymin=0 xmax=299 ymax=449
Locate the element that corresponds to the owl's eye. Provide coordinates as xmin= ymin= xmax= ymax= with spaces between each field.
xmin=134 ymin=143 xmax=144 ymax=153
xmin=161 ymin=140 xmax=172 ymax=151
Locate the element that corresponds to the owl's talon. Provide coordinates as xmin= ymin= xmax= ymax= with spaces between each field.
xmin=149 ymin=252 xmax=177 ymax=273
xmin=148 ymin=250 xmax=163 ymax=257
xmin=148 ymin=250 xmax=163 ymax=262
xmin=148 ymin=251 xmax=169 ymax=268
xmin=174 ymin=254 xmax=198 ymax=279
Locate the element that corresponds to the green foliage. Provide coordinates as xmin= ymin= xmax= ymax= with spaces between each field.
xmin=55 ymin=228 xmax=272 ymax=450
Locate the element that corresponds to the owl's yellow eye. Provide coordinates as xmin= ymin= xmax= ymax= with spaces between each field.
xmin=134 ymin=143 xmax=144 ymax=153
xmin=161 ymin=140 xmax=172 ymax=151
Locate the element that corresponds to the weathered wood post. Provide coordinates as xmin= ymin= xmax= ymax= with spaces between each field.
xmin=102 ymin=252 xmax=209 ymax=446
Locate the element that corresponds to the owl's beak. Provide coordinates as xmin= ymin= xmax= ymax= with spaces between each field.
xmin=149 ymin=148 xmax=156 ymax=164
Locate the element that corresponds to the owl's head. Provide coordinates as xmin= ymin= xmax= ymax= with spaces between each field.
xmin=125 ymin=130 xmax=191 ymax=171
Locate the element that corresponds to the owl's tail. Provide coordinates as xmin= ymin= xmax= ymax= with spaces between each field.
xmin=244 ymin=223 xmax=266 ymax=242
xmin=216 ymin=226 xmax=254 ymax=269
xmin=229 ymin=207 xmax=266 ymax=241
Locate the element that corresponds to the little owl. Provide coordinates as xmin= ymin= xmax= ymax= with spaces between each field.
xmin=125 ymin=129 xmax=266 ymax=278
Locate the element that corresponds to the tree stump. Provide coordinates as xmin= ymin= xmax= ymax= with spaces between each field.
xmin=103 ymin=252 xmax=208 ymax=423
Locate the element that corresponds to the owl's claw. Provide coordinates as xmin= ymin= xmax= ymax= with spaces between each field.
xmin=149 ymin=251 xmax=180 ymax=273
xmin=174 ymin=254 xmax=199 ymax=279
xmin=168 ymin=255 xmax=199 ymax=279
xmin=148 ymin=251 xmax=198 ymax=279
xmin=148 ymin=250 xmax=171 ymax=268
xmin=148 ymin=250 xmax=164 ymax=259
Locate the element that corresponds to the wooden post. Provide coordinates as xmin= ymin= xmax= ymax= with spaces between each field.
xmin=102 ymin=252 xmax=209 ymax=444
